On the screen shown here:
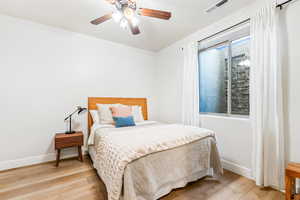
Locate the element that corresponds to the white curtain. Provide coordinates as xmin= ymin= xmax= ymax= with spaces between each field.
xmin=182 ymin=41 xmax=200 ymax=127
xmin=250 ymin=0 xmax=285 ymax=190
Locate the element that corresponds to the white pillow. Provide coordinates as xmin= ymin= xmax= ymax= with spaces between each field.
xmin=132 ymin=106 xmax=145 ymax=122
xmin=89 ymin=110 xmax=100 ymax=124
xmin=96 ymin=104 xmax=120 ymax=124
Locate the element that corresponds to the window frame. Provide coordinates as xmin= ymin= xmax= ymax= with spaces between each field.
xmin=198 ymin=35 xmax=250 ymax=117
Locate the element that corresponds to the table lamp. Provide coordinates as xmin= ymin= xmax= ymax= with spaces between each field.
xmin=64 ymin=106 xmax=87 ymax=134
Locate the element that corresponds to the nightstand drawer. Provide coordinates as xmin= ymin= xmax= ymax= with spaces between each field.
xmin=55 ymin=134 xmax=83 ymax=149
xmin=54 ymin=132 xmax=84 ymax=167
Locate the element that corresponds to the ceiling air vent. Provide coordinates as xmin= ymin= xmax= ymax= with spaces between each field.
xmin=205 ymin=0 xmax=229 ymax=13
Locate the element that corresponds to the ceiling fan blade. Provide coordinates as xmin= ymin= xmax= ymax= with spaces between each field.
xmin=128 ymin=21 xmax=140 ymax=35
xmin=105 ymin=0 xmax=116 ymax=4
xmin=138 ymin=8 xmax=171 ymax=20
xmin=91 ymin=13 xmax=112 ymax=25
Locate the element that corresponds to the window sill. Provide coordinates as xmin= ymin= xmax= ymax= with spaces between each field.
xmin=199 ymin=113 xmax=250 ymax=121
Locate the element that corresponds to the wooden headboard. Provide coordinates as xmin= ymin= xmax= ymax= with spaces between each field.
xmin=88 ymin=97 xmax=148 ymax=135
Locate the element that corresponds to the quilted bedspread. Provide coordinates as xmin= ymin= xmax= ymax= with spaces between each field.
xmin=93 ymin=123 xmax=219 ymax=200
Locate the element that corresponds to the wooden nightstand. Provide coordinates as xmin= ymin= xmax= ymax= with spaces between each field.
xmin=54 ymin=132 xmax=84 ymax=167
xmin=286 ymin=163 xmax=300 ymax=200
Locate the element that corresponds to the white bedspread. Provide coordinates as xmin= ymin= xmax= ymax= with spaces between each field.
xmin=91 ymin=122 xmax=221 ymax=200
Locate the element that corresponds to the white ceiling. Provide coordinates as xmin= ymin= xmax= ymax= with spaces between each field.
xmin=0 ymin=0 xmax=254 ymax=51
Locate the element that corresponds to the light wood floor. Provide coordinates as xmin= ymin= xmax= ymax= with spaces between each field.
xmin=0 ymin=156 xmax=284 ymax=200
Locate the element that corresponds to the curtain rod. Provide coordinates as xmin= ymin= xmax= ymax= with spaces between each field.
xmin=180 ymin=18 xmax=250 ymax=51
xmin=276 ymin=0 xmax=293 ymax=9
xmin=198 ymin=18 xmax=250 ymax=43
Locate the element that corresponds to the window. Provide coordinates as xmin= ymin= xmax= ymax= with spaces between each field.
xmin=198 ymin=23 xmax=250 ymax=116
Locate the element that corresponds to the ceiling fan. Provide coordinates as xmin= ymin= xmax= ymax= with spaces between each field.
xmin=90 ymin=0 xmax=172 ymax=35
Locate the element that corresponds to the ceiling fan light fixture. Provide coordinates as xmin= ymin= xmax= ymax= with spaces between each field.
xmin=131 ymin=17 xmax=139 ymax=27
xmin=91 ymin=0 xmax=172 ymax=35
xmin=124 ymin=7 xmax=134 ymax=19
xmin=120 ymin=18 xmax=128 ymax=29
xmin=112 ymin=11 xmax=123 ymax=23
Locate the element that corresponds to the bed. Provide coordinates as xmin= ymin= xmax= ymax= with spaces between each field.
xmin=87 ymin=97 xmax=223 ymax=200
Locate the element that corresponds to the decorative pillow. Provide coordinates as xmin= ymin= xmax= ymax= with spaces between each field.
xmin=132 ymin=106 xmax=145 ymax=122
xmin=112 ymin=116 xmax=136 ymax=128
xmin=96 ymin=104 xmax=120 ymax=124
xmin=110 ymin=105 xmax=132 ymax=117
xmin=89 ymin=110 xmax=100 ymax=124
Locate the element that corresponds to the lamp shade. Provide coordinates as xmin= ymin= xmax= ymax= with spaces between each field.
xmin=77 ymin=106 xmax=87 ymax=115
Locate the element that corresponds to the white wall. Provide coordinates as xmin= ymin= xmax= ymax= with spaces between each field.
xmin=280 ymin=1 xmax=300 ymax=164
xmin=0 ymin=14 xmax=157 ymax=170
xmin=155 ymin=0 xmax=300 ymax=178
xmin=280 ymin=1 xmax=300 ymax=189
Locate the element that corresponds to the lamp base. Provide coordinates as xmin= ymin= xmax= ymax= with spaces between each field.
xmin=65 ymin=131 xmax=76 ymax=134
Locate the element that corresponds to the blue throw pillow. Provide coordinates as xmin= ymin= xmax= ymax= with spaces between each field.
xmin=113 ymin=116 xmax=136 ymax=128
